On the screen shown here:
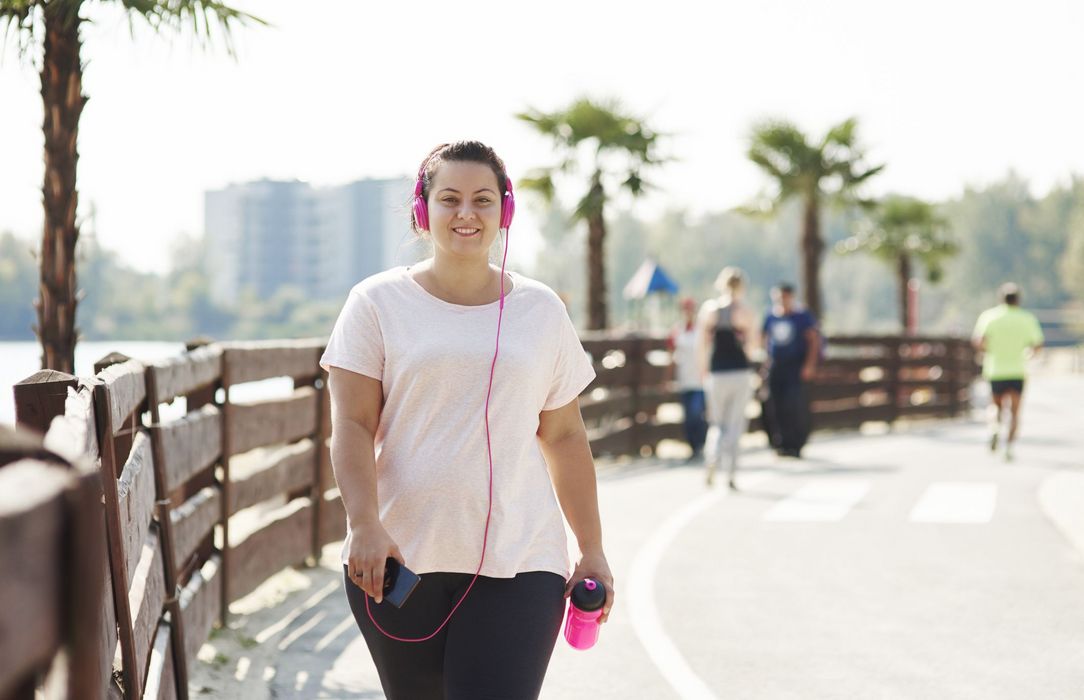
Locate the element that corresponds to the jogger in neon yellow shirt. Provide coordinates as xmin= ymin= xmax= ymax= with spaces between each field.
xmin=971 ymin=283 xmax=1044 ymax=461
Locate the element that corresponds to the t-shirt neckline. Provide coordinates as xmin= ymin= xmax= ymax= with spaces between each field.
xmin=402 ymin=266 xmax=518 ymax=310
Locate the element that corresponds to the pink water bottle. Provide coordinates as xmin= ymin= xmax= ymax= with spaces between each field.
xmin=564 ymin=578 xmax=606 ymax=650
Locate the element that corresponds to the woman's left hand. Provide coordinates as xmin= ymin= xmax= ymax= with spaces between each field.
xmin=566 ymin=549 xmax=615 ymax=623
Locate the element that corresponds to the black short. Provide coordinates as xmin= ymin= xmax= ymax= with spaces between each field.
xmin=990 ymin=379 xmax=1025 ymax=396
xmin=344 ymin=567 xmax=566 ymax=700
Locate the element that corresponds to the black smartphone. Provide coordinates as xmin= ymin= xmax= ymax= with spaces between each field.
xmin=382 ymin=557 xmax=420 ymax=608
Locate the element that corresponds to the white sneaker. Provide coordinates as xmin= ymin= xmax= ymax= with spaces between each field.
xmin=1004 ymin=444 xmax=1014 ymax=462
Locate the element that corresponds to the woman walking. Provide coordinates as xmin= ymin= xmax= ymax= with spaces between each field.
xmin=699 ymin=267 xmax=756 ymax=489
xmin=320 ymin=141 xmax=614 ymax=699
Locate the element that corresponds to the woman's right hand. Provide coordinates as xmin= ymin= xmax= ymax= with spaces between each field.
xmin=345 ymin=520 xmax=404 ymax=604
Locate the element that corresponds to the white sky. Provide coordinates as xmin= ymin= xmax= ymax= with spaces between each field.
xmin=2 ymin=0 xmax=1083 ymax=273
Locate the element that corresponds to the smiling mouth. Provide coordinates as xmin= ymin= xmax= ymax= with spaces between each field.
xmin=452 ymin=227 xmax=481 ymax=236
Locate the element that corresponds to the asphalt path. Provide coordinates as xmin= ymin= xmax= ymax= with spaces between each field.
xmin=191 ymin=374 xmax=1084 ymax=699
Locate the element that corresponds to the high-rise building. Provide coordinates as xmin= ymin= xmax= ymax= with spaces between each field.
xmin=204 ymin=177 xmax=414 ymax=306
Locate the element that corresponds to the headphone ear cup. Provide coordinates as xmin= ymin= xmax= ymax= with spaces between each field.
xmin=413 ymin=193 xmax=429 ymax=231
xmin=500 ymin=183 xmax=515 ymax=230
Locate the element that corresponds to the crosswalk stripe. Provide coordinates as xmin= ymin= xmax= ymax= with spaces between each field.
xmin=909 ymin=482 xmax=997 ymax=523
xmin=763 ymin=480 xmax=870 ymax=522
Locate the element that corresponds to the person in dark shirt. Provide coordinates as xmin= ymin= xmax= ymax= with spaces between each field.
xmin=761 ymin=283 xmax=820 ymax=457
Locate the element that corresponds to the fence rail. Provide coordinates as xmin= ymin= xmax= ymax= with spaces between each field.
xmin=4 ymin=332 xmax=974 ymax=698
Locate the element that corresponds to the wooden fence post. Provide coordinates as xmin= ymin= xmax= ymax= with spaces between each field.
xmin=218 ymin=352 xmax=233 ymax=626
xmin=90 ymin=378 xmax=140 ymax=699
xmin=886 ymin=337 xmax=902 ymax=427
xmin=13 ymin=370 xmax=79 ymax=435
xmin=144 ymin=369 xmax=190 ymax=700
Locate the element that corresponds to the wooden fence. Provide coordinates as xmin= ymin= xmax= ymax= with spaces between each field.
xmin=579 ymin=333 xmax=977 ymax=456
xmin=11 ymin=340 xmax=342 ymax=700
xmin=4 ymin=332 xmax=974 ymax=698
xmin=1 ymin=409 xmax=106 ymax=700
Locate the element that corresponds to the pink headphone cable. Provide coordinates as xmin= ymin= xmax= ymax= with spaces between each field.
xmin=364 ymin=228 xmax=511 ymax=642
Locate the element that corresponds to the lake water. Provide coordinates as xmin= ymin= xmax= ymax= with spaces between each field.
xmin=1 ymin=340 xmax=186 ymax=426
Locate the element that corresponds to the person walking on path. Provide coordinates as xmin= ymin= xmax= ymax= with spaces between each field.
xmin=972 ymin=282 xmax=1044 ymax=462
xmin=320 ymin=141 xmax=614 ymax=700
xmin=761 ymin=283 xmax=820 ymax=458
xmin=698 ymin=267 xmax=756 ymax=489
xmin=669 ymin=296 xmax=708 ymax=462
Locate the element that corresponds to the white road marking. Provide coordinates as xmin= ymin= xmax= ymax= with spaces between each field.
xmin=628 ymin=486 xmax=724 ymax=700
xmin=909 ymin=483 xmax=997 ymax=523
xmin=763 ymin=480 xmax=870 ymax=522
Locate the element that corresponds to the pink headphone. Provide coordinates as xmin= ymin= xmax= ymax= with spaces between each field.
xmin=412 ymin=158 xmax=516 ymax=231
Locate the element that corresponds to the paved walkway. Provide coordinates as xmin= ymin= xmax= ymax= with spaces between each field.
xmin=190 ymin=372 xmax=1084 ymax=699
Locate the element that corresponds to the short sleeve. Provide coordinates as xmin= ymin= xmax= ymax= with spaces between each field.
xmin=1030 ymin=315 xmax=1045 ymax=345
xmin=319 ymin=287 xmax=384 ymax=381
xmin=542 ymin=311 xmax=596 ymax=411
xmin=972 ymin=312 xmax=989 ymax=342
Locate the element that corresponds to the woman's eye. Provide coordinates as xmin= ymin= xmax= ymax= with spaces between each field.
xmin=476 ymin=198 xmax=492 ymax=205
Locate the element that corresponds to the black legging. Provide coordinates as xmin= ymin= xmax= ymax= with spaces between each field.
xmin=344 ymin=568 xmax=567 ymax=700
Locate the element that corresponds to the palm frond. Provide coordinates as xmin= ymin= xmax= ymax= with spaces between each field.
xmin=516 ymin=169 xmax=556 ymax=203
xmin=120 ymin=0 xmax=266 ymax=55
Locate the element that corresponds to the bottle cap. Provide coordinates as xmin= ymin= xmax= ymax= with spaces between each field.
xmin=571 ymin=578 xmax=607 ymax=611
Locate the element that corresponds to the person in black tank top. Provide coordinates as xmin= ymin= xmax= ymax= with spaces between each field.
xmin=698 ymin=267 xmax=757 ymax=489
xmin=711 ymin=305 xmax=749 ymax=373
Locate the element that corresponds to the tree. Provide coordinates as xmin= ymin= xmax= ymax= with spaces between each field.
xmin=1 ymin=0 xmax=262 ymax=372
xmin=837 ymin=196 xmax=957 ymax=332
xmin=745 ymin=117 xmax=884 ymax=321
xmin=517 ymin=98 xmax=664 ymax=330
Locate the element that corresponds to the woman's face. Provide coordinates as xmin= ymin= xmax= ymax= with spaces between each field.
xmin=425 ymin=160 xmax=503 ymax=262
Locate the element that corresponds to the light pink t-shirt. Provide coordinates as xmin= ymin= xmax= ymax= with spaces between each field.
xmin=319 ymin=266 xmax=596 ymax=579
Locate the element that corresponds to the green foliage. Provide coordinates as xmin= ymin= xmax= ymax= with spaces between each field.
xmin=0 ymin=232 xmax=38 ymax=338
xmin=837 ymin=196 xmax=957 ymax=282
xmin=746 ymin=117 xmax=884 ymax=213
xmin=516 ymin=97 xmax=664 ymax=221
xmin=0 ymin=0 xmax=264 ymax=56
xmin=530 ymin=174 xmax=1084 ymax=336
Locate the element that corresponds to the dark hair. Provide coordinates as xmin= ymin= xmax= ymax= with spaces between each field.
xmin=773 ymin=282 xmax=795 ymax=295
xmin=1000 ymin=282 xmax=1020 ymax=305
xmin=410 ymin=141 xmax=509 ymax=234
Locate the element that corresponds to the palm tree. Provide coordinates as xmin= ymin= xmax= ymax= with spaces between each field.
xmin=1 ymin=0 xmax=262 ymax=372
xmin=517 ymin=98 xmax=664 ymax=330
xmin=837 ymin=195 xmax=957 ymax=332
xmin=745 ymin=117 xmax=884 ymax=322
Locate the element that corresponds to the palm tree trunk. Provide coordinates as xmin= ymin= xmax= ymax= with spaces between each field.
xmin=37 ymin=5 xmax=86 ymax=373
xmin=898 ymin=254 xmax=912 ymax=334
xmin=800 ymin=195 xmax=824 ymax=321
xmin=586 ymin=213 xmax=607 ymax=330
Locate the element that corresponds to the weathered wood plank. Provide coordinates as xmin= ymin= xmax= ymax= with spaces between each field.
xmin=97 ymin=359 xmax=147 ymax=433
xmin=180 ymin=556 xmax=222 ymax=666
xmin=170 ymin=486 xmax=221 ymax=576
xmin=807 ymin=382 xmax=891 ymax=402
xmin=117 ymin=432 xmax=158 ymax=591
xmin=155 ymin=405 xmax=221 ymax=493
xmin=0 ymin=461 xmax=68 ymax=698
xmin=42 ymin=383 xmax=100 ymax=464
xmin=141 ymin=622 xmax=177 ymax=700
xmin=229 ymin=439 xmax=316 ymax=515
xmin=98 ymin=558 xmax=119 ymax=700
xmin=128 ymin=529 xmax=166 ymax=691
xmin=221 ymin=340 xmax=324 ymax=386
xmin=319 ymin=490 xmax=346 ymax=546
xmin=228 ymin=501 xmax=313 ymax=602
xmin=228 ymin=389 xmax=318 ymax=457
xmin=148 ymin=345 xmax=223 ymax=405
